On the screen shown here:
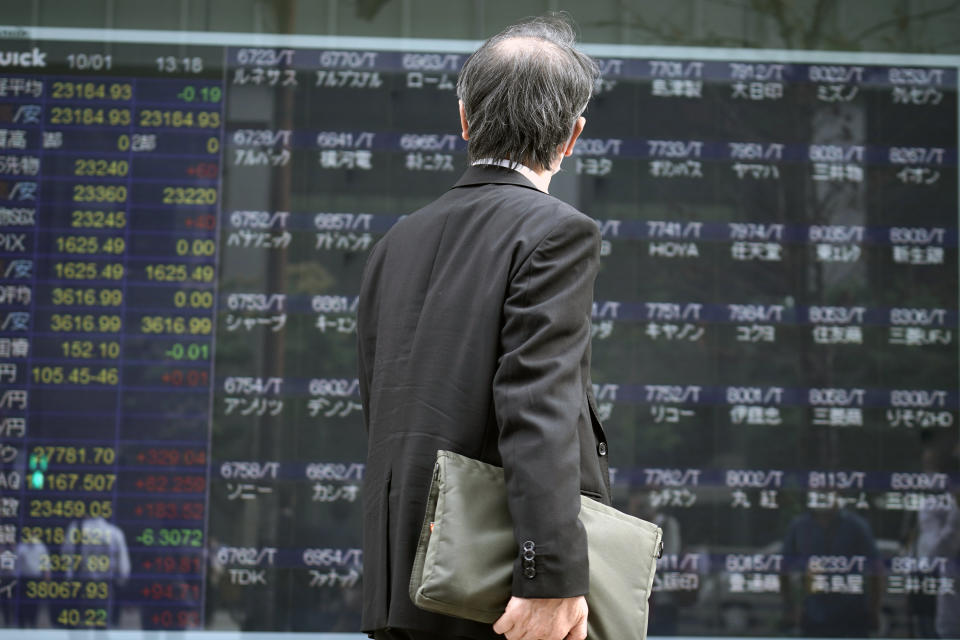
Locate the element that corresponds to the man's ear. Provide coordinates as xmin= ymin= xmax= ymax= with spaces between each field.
xmin=459 ymin=101 xmax=470 ymax=141
xmin=561 ymin=116 xmax=586 ymax=157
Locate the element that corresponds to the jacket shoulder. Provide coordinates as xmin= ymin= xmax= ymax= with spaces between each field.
xmin=464 ymin=182 xmax=598 ymax=236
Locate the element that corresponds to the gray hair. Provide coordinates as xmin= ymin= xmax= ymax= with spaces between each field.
xmin=456 ymin=13 xmax=600 ymax=171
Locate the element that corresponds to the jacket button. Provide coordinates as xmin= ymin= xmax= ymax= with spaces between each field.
xmin=522 ymin=540 xmax=535 ymax=552
xmin=598 ymin=442 xmax=607 ymax=456
xmin=524 ymin=567 xmax=536 ymax=579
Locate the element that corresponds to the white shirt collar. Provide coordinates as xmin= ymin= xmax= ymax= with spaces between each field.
xmin=471 ymin=158 xmax=541 ymax=186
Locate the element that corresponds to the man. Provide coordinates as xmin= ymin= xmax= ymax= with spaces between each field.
xmin=357 ymin=14 xmax=610 ymax=640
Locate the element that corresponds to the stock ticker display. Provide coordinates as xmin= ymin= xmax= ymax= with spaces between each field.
xmin=0 ymin=31 xmax=958 ymax=637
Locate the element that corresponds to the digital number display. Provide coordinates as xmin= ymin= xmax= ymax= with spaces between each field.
xmin=0 ymin=30 xmax=957 ymax=637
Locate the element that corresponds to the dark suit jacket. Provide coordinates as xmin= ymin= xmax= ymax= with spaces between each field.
xmin=357 ymin=164 xmax=611 ymax=638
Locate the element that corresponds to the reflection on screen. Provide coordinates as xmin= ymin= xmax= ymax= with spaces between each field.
xmin=0 ymin=28 xmax=958 ymax=639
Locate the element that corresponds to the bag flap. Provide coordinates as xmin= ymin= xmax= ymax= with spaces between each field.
xmin=410 ymin=450 xmax=513 ymax=623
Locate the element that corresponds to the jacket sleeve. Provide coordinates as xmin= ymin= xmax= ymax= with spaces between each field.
xmin=493 ymin=212 xmax=601 ymax=598
xmin=357 ymin=240 xmax=385 ymax=434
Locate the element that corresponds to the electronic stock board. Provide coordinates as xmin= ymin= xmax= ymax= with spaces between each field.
xmin=0 ymin=25 xmax=958 ymax=638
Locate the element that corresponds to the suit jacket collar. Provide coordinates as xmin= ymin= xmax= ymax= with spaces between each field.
xmin=452 ymin=164 xmax=541 ymax=193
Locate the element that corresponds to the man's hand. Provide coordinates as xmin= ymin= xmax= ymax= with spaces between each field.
xmin=492 ymin=595 xmax=588 ymax=640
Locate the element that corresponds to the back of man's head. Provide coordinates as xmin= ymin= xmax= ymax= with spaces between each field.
xmin=457 ymin=13 xmax=600 ymax=172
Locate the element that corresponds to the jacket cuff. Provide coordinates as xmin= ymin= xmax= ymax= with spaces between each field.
xmin=509 ymin=538 xmax=589 ymax=598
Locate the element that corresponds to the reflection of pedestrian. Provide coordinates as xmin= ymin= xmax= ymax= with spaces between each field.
xmin=780 ymin=509 xmax=881 ymax=637
xmin=915 ymin=441 xmax=960 ymax=638
xmin=917 ymin=501 xmax=960 ymax=638
xmin=63 ymin=517 xmax=130 ymax=626
xmin=15 ymin=533 xmax=49 ymax=627
xmin=0 ymin=541 xmax=14 ymax=626
xmin=901 ymin=508 xmax=939 ymax=637
xmin=1 ymin=532 xmax=48 ymax=627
